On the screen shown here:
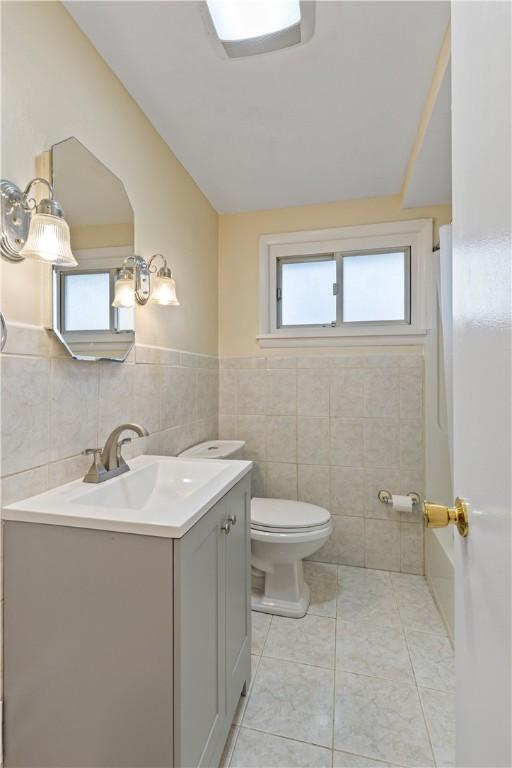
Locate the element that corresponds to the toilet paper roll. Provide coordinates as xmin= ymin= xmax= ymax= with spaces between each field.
xmin=391 ymin=494 xmax=413 ymax=513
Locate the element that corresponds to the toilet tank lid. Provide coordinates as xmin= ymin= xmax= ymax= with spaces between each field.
xmin=178 ymin=440 xmax=246 ymax=458
xmin=251 ymin=498 xmax=331 ymax=529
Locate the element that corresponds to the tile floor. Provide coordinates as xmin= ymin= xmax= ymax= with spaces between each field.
xmin=221 ymin=563 xmax=455 ymax=768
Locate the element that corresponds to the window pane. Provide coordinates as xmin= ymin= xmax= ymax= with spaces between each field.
xmin=64 ymin=273 xmax=111 ymax=331
xmin=343 ymin=251 xmax=407 ymax=322
xmin=117 ymin=306 xmax=135 ymax=331
xmin=280 ymin=259 xmax=337 ymax=326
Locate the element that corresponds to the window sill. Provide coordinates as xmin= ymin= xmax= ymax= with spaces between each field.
xmin=257 ymin=327 xmax=428 ymax=348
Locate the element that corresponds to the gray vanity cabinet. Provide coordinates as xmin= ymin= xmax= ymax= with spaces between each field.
xmin=3 ymin=475 xmax=251 ymax=768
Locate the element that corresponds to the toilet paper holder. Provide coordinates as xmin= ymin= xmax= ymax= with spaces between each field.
xmin=378 ymin=489 xmax=421 ymax=507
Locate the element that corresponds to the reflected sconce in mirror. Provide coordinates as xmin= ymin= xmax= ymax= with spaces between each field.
xmin=112 ymin=253 xmax=180 ymax=308
xmin=0 ymin=178 xmax=77 ymax=265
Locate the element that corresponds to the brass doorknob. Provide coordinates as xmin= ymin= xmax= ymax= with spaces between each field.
xmin=423 ymin=497 xmax=469 ymax=537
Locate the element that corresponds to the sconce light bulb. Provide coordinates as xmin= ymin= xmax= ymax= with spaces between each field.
xmin=20 ymin=212 xmax=77 ymax=266
xmin=112 ymin=271 xmax=135 ymax=308
xmin=149 ymin=273 xmax=180 ymax=306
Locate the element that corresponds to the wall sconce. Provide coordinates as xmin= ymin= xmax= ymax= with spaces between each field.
xmin=0 ymin=178 xmax=77 ymax=265
xmin=112 ymin=254 xmax=180 ymax=308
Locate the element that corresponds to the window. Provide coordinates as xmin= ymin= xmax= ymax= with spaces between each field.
xmin=259 ymin=219 xmax=432 ymax=346
xmin=277 ymin=248 xmax=410 ymax=329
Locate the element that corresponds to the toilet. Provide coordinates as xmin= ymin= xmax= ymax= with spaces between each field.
xmin=179 ymin=440 xmax=332 ymax=618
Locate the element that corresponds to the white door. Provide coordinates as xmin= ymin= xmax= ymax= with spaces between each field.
xmin=451 ymin=2 xmax=511 ymax=766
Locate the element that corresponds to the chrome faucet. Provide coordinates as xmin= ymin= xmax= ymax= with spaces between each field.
xmin=83 ymin=423 xmax=149 ymax=483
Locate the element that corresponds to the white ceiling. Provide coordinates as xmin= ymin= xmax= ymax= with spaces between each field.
xmin=65 ymin=1 xmax=450 ymax=213
xmin=403 ymin=64 xmax=452 ymax=209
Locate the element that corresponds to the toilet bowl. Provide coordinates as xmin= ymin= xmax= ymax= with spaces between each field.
xmin=178 ymin=440 xmax=333 ymax=618
xmin=250 ymin=498 xmax=332 ymax=618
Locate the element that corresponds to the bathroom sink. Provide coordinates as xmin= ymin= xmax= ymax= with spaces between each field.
xmin=2 ymin=455 xmax=252 ymax=538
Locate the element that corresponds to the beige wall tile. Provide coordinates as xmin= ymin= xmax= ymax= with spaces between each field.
xmin=219 ymin=369 xmax=237 ymax=414
xmin=266 ymin=416 xmax=297 ymax=462
xmin=298 ymin=418 xmax=330 ymax=465
xmin=331 ymin=369 xmax=365 ymax=418
xmin=237 ymin=369 xmax=266 ymax=414
xmin=364 ymin=419 xmax=400 ymax=468
xmin=48 ymin=454 xmax=91 ymax=489
xmin=297 ymin=371 xmax=330 ymax=417
xmin=238 ymin=415 xmax=267 ymax=460
xmin=400 ymin=369 xmax=423 ymax=420
xmin=365 ymin=519 xmax=401 ymax=571
xmin=312 ymin=516 xmax=365 ymax=567
xmin=49 ymin=359 xmax=99 ymax=462
xmin=265 ymin=462 xmax=298 ymax=500
xmin=1 ymin=356 xmax=50 ymax=476
xmin=330 ymin=467 xmax=366 ymax=516
xmin=400 ymin=523 xmax=424 ymax=574
xmin=196 ymin=368 xmax=218 ymax=420
xmin=160 ymin=365 xmax=196 ymax=428
xmin=265 ymin=370 xmax=297 ymax=415
xmin=298 ymin=465 xmax=330 ymax=507
xmin=330 ymin=419 xmax=364 ymax=467
xmin=1 ymin=465 xmax=48 ymax=506
xmin=133 ymin=363 xmax=161 ymax=433
xmin=400 ymin=420 xmax=424 ymax=469
xmin=364 ymin=369 xmax=400 ymax=418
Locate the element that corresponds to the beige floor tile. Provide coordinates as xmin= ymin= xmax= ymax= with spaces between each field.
xmin=252 ymin=611 xmax=272 ymax=655
xmin=333 ymin=751 xmax=402 ymax=767
xmin=230 ymin=728 xmax=332 ymax=768
xmin=398 ymin=600 xmax=447 ymax=636
xmin=337 ymin=588 xmax=401 ymax=629
xmin=243 ymin=657 xmax=334 ymax=747
xmin=264 ymin=614 xmax=336 ymax=668
xmin=334 ymin=671 xmax=434 ymax=767
xmin=233 ymin=654 xmax=261 ymax=725
xmin=420 ymin=687 xmax=455 ymax=768
xmin=336 ymin=620 xmax=414 ymax=684
xmin=406 ymin=631 xmax=455 ymax=692
xmin=304 ymin=562 xmax=338 ymax=618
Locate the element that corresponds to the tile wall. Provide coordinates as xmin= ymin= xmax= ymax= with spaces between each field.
xmin=0 ymin=324 xmax=219 ymax=506
xmin=1 ymin=328 xmax=425 ymax=575
xmin=219 ymin=352 xmax=425 ymax=574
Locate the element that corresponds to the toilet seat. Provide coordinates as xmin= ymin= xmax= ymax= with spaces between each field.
xmin=251 ymin=497 xmax=330 ymax=532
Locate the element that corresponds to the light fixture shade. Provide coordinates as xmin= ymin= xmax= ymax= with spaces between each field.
xmin=20 ymin=212 xmax=77 ymax=266
xmin=112 ymin=272 xmax=135 ymax=308
xmin=149 ymin=274 xmax=180 ymax=306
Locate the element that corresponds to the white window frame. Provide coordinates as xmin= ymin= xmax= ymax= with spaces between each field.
xmin=258 ymin=218 xmax=433 ymax=347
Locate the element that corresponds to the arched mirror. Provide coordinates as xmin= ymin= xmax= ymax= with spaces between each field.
xmin=51 ymin=137 xmax=135 ymax=361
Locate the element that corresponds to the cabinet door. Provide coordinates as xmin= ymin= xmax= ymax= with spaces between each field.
xmin=224 ymin=478 xmax=252 ymax=719
xmin=173 ymin=497 xmax=227 ymax=768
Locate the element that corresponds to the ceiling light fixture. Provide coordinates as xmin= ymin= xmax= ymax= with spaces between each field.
xmin=204 ymin=0 xmax=315 ymax=58
xmin=0 ymin=177 xmax=77 ymax=266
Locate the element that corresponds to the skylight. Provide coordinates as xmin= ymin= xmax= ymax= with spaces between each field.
xmin=206 ymin=0 xmax=301 ymax=43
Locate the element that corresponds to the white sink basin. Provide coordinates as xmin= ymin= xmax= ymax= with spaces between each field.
xmin=2 ymin=455 xmax=252 ymax=538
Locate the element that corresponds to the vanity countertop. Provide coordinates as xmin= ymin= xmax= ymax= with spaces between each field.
xmin=2 ymin=455 xmax=253 ymax=538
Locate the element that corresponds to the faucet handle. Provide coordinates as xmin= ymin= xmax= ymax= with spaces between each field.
xmin=116 ymin=437 xmax=132 ymax=464
xmin=83 ymin=448 xmax=108 ymax=483
xmin=84 ymin=447 xmax=102 ymax=458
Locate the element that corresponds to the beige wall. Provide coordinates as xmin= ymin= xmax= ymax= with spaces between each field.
xmin=1 ymin=0 xmax=218 ymax=355
xmin=218 ymin=196 xmax=452 ymax=356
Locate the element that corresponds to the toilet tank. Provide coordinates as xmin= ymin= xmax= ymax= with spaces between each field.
xmin=178 ymin=440 xmax=245 ymax=460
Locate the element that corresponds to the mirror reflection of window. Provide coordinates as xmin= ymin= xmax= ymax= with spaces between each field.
xmin=63 ymin=272 xmax=111 ymax=331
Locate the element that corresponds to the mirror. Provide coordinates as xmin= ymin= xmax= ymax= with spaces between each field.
xmin=51 ymin=137 xmax=135 ymax=361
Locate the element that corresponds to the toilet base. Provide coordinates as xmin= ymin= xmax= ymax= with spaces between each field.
xmin=251 ymin=582 xmax=310 ymax=618
xmin=250 ymin=561 xmax=311 ymax=618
